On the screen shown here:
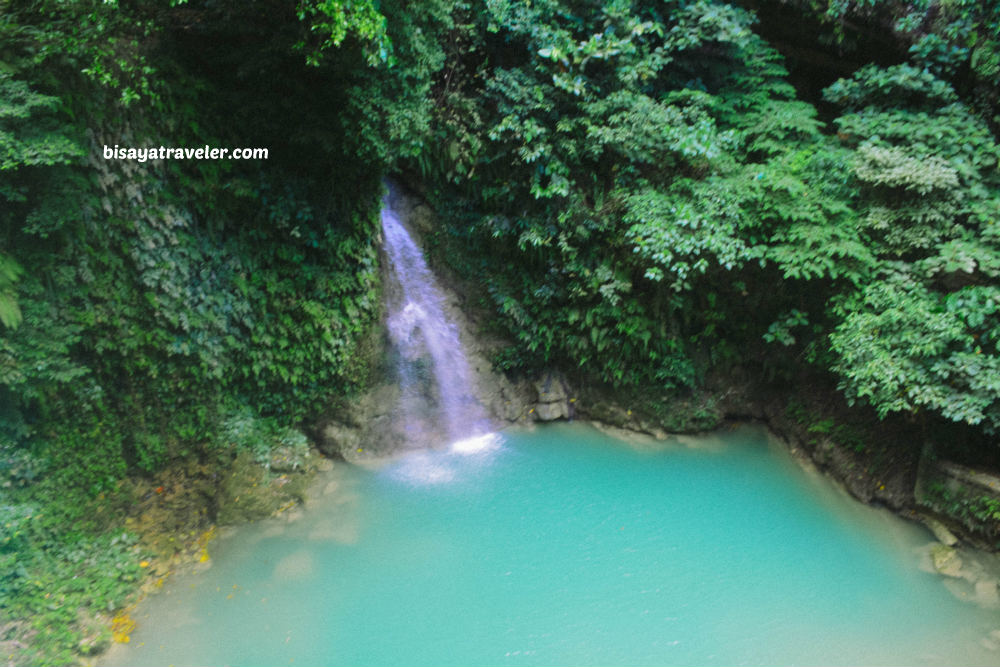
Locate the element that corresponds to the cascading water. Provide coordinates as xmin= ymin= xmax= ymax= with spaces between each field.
xmin=381 ymin=186 xmax=490 ymax=447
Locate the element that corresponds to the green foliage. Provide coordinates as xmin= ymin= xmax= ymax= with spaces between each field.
xmin=819 ymin=62 xmax=1000 ymax=430
xmin=469 ymin=199 xmax=695 ymax=387
xmin=0 ymin=0 xmax=164 ymax=108
xmin=297 ymin=0 xmax=393 ymax=66
xmin=421 ymin=0 xmax=1000 ymax=449
xmin=221 ymin=408 xmax=310 ymax=470
xmin=0 ymin=74 xmax=84 ymax=171
xmin=585 ymin=92 xmax=737 ymax=168
xmin=830 ymin=270 xmax=1000 ymax=430
xmin=330 ymin=0 xmax=455 ymax=165
xmin=853 ymin=143 xmax=959 ymax=196
xmin=823 ymin=64 xmax=959 ymax=111
xmin=0 ymin=254 xmax=24 ymax=329
xmin=764 ymin=309 xmax=810 ymax=347
xmin=0 ymin=0 xmax=396 ymax=488
xmin=924 ymin=482 xmax=1000 ymax=540
xmin=833 ymin=101 xmax=1000 ymax=238
xmin=758 ymin=150 xmax=871 ymax=284
xmin=0 ymin=2 xmax=424 ymax=661
xmin=425 ymin=0 xmax=887 ymax=394
xmin=1 ymin=497 xmax=143 ymax=666
xmin=771 ymin=0 xmax=1000 ymax=123
xmin=623 ymin=181 xmax=753 ymax=290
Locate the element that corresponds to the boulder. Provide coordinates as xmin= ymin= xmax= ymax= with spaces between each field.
xmin=215 ymin=452 xmax=305 ymax=525
xmin=532 ymin=371 xmax=571 ymax=422
xmin=534 ymin=373 xmax=568 ymax=404
xmin=931 ymin=543 xmax=964 ymax=578
xmin=535 ymin=401 xmax=569 ymax=421
xmin=921 ymin=515 xmax=959 ymax=547
xmin=316 ymin=421 xmax=361 ymax=459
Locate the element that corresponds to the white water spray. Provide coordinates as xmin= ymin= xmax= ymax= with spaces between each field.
xmin=381 ymin=188 xmax=490 ymax=446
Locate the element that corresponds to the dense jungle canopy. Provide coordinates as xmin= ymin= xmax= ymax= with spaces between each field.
xmin=2 ymin=0 xmax=1000 ymax=663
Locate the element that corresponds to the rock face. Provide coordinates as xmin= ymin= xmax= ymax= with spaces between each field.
xmin=916 ymin=453 xmax=1000 ymax=541
xmin=316 ymin=420 xmax=362 ymax=459
xmin=532 ymin=372 xmax=570 ymax=421
xmin=215 ymin=452 xmax=314 ymax=525
xmin=312 ymin=382 xmax=411 ymax=462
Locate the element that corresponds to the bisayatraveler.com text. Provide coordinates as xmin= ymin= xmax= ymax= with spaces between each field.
xmin=103 ymin=144 xmax=268 ymax=162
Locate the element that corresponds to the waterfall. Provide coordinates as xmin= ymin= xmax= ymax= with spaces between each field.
xmin=381 ymin=188 xmax=489 ymax=447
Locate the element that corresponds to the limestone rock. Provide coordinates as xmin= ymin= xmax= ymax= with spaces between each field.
xmin=362 ymin=383 xmax=403 ymax=422
xmin=579 ymin=397 xmax=632 ymax=429
xmin=931 ymin=543 xmax=964 ymax=577
xmin=268 ymin=446 xmax=308 ymax=473
xmin=534 ymin=373 xmax=568 ymax=404
xmin=316 ymin=421 xmax=361 ymax=458
xmin=484 ymin=373 xmax=534 ymax=423
xmin=491 ymin=395 xmax=526 ymax=422
xmin=535 ymin=401 xmax=569 ymax=421
xmin=922 ymin=515 xmax=959 ymax=547
xmin=216 ymin=453 xmax=277 ymax=525
xmin=532 ymin=371 xmax=571 ymax=422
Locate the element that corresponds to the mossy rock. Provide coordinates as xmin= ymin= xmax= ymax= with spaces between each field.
xmin=217 ymin=453 xmax=288 ymax=524
xmin=120 ymin=460 xmax=217 ymax=558
xmin=216 ymin=452 xmax=315 ymax=525
xmin=269 ymin=446 xmax=312 ymax=473
xmin=644 ymin=395 xmax=723 ymax=433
